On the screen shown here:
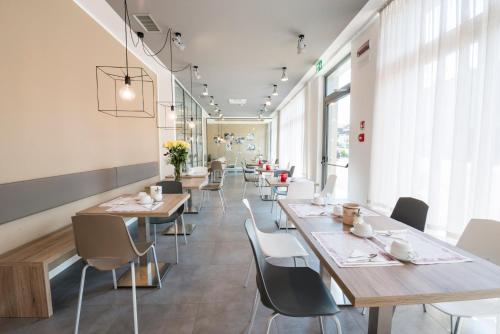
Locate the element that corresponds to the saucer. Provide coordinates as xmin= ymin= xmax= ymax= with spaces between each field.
xmin=350 ymin=227 xmax=374 ymax=239
xmin=384 ymin=246 xmax=414 ymax=262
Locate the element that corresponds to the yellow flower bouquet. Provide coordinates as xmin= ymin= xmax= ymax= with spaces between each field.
xmin=163 ymin=140 xmax=190 ymax=181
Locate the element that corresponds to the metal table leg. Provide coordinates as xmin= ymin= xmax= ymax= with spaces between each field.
xmin=118 ymin=217 xmax=172 ymax=288
xmin=163 ymin=189 xmax=197 ymax=235
xmin=368 ymin=307 xmax=393 ymax=334
xmin=183 ymin=189 xmax=200 ymax=214
xmin=319 ymin=265 xmax=351 ymax=306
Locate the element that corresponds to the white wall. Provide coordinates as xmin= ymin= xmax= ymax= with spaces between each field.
xmin=348 ymin=18 xmax=380 ymax=203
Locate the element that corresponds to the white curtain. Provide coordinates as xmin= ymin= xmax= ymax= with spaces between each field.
xmin=279 ymin=89 xmax=306 ymax=176
xmin=369 ymin=0 xmax=500 ymax=238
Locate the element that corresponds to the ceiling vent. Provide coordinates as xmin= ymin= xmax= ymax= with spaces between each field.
xmin=228 ymin=98 xmax=247 ymax=106
xmin=133 ymin=14 xmax=161 ymax=32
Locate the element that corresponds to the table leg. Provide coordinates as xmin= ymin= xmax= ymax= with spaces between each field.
xmin=319 ymin=265 xmax=351 ymax=306
xmin=368 ymin=307 xmax=393 ymax=334
xmin=183 ymin=189 xmax=199 ymax=214
xmin=118 ymin=217 xmax=172 ymax=288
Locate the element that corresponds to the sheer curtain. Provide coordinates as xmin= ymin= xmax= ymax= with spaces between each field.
xmin=279 ymin=89 xmax=306 ymax=176
xmin=369 ymin=0 xmax=500 ymax=238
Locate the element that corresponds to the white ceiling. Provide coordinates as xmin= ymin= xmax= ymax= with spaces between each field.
xmin=105 ymin=0 xmax=368 ymax=116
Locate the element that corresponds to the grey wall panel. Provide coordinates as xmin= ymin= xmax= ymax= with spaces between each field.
xmin=0 ymin=168 xmax=117 ymax=224
xmin=116 ymin=162 xmax=158 ymax=187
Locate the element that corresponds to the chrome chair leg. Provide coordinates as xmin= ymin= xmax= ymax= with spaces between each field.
xmin=422 ymin=304 xmax=427 ymax=312
xmin=174 ymin=220 xmax=179 ymax=264
xmin=151 ymin=245 xmax=162 ymax=288
xmin=266 ymin=313 xmax=279 ymax=334
xmin=244 ymin=261 xmax=253 ymax=287
xmin=453 ymin=316 xmax=461 ymax=334
xmin=319 ymin=316 xmax=325 ymax=334
xmin=332 ymin=314 xmax=342 ymax=334
xmin=218 ymin=190 xmax=226 ymax=214
xmin=74 ymin=264 xmax=89 ymax=334
xmin=153 ymin=224 xmax=157 ymax=245
xmin=361 ymin=307 xmax=367 ymax=315
xmin=243 ymin=182 xmax=247 ymax=198
xmin=112 ymin=269 xmax=117 ymax=290
xmin=131 ymin=261 xmax=138 ymax=334
xmin=180 ymin=215 xmax=187 ymax=245
xmin=248 ymin=290 xmax=260 ymax=334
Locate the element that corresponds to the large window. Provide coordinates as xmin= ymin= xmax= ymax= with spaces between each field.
xmin=369 ymin=0 xmax=500 ymax=238
xmin=279 ymin=89 xmax=305 ymax=176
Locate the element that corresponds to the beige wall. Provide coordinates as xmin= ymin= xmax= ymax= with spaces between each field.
xmin=206 ymin=123 xmax=269 ymax=163
xmin=0 ymin=0 xmax=159 ymax=254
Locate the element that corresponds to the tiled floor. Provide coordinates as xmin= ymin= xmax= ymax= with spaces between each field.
xmin=0 ymin=173 xmax=497 ymax=333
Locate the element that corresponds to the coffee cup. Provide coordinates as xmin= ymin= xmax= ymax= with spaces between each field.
xmin=139 ymin=195 xmax=153 ymax=205
xmin=353 ymin=222 xmax=373 ymax=237
xmin=153 ymin=193 xmax=163 ymax=202
xmin=390 ymin=240 xmax=415 ymax=260
xmin=150 ymin=186 xmax=162 ymax=198
xmin=342 ymin=203 xmax=360 ymax=225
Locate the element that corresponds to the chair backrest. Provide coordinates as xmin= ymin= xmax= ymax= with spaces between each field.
xmin=165 ymin=164 xmax=175 ymax=177
xmin=274 ymin=159 xmax=279 ymax=165
xmin=287 ymin=179 xmax=315 ymax=199
xmin=210 ymin=160 xmax=223 ymax=171
xmin=157 ymin=180 xmax=184 ymax=214
xmin=72 ymin=215 xmax=138 ymax=269
xmin=289 ymin=166 xmax=296 ymax=177
xmin=320 ymin=174 xmax=337 ymax=197
xmin=457 ymin=219 xmax=500 ymax=266
xmin=390 ymin=197 xmax=429 ymax=232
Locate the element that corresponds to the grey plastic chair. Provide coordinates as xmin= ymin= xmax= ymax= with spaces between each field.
xmin=391 ymin=197 xmax=429 ymax=232
xmin=72 ymin=215 xmax=161 ymax=334
xmin=242 ymin=162 xmax=260 ymax=198
xmin=209 ymin=160 xmax=224 ymax=182
xmin=200 ymin=172 xmax=227 ymax=214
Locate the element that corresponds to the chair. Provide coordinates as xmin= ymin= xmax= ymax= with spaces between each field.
xmin=242 ymin=162 xmax=260 ymax=198
xmin=244 ymin=220 xmax=342 ymax=334
xmin=289 ymin=165 xmax=296 ymax=177
xmin=149 ymin=181 xmax=187 ymax=264
xmin=209 ymin=160 xmax=224 ymax=182
xmin=72 ymin=215 xmax=161 ymax=334
xmin=431 ymin=219 xmax=500 ymax=334
xmin=320 ymin=174 xmax=337 ymax=199
xmin=200 ymin=171 xmax=227 ymax=214
xmin=390 ymin=197 xmax=429 ymax=232
xmin=242 ymin=199 xmax=308 ymax=287
xmin=280 ymin=179 xmax=315 ymax=230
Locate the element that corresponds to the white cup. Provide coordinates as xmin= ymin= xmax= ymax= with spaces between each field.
xmin=390 ymin=240 xmax=415 ymax=260
xmin=139 ymin=195 xmax=153 ymax=205
xmin=150 ymin=186 xmax=162 ymax=197
xmin=153 ymin=193 xmax=163 ymax=202
xmin=333 ymin=205 xmax=343 ymax=216
xmin=138 ymin=192 xmax=148 ymax=199
xmin=353 ymin=222 xmax=373 ymax=237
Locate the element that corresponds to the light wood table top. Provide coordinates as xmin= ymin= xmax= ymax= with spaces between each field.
xmin=165 ymin=175 xmax=208 ymax=189
xmin=279 ymin=198 xmax=500 ymax=308
xmin=265 ymin=176 xmax=290 ymax=187
xmin=77 ymin=193 xmax=190 ymax=218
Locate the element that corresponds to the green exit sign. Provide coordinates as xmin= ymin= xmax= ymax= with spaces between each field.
xmin=316 ymin=59 xmax=323 ymax=72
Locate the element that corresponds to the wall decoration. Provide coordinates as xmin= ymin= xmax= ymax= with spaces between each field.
xmin=247 ymin=144 xmax=256 ymax=151
xmin=246 ymin=133 xmax=255 ymax=141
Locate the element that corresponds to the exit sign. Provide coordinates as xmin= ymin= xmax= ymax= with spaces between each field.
xmin=316 ymin=59 xmax=323 ymax=72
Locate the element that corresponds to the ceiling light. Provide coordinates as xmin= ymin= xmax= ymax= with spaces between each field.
xmin=265 ymin=96 xmax=272 ymax=106
xmin=297 ymin=34 xmax=306 ymax=54
xmin=193 ymin=65 xmax=201 ymax=79
xmin=214 ymin=103 xmax=219 ymax=112
xmin=263 ymin=105 xmax=268 ymax=112
xmin=202 ymin=84 xmax=209 ymax=96
xmin=172 ymin=32 xmax=186 ymax=51
xmin=119 ymin=75 xmax=135 ymax=101
xmin=209 ymin=96 xmax=215 ymax=106
xmin=281 ymin=67 xmax=288 ymax=81
xmin=272 ymin=84 xmax=278 ymax=96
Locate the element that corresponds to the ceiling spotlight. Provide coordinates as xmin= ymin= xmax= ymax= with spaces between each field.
xmin=272 ymin=84 xmax=278 ymax=96
xmin=209 ymin=96 xmax=215 ymax=106
xmin=258 ymin=114 xmax=262 ymax=120
xmin=214 ymin=103 xmax=219 ymax=112
xmin=172 ymin=32 xmax=186 ymax=51
xmin=281 ymin=67 xmax=289 ymax=81
xmin=188 ymin=117 xmax=196 ymax=128
xmin=265 ymin=96 xmax=272 ymax=106
xmin=193 ymin=65 xmax=201 ymax=79
xmin=263 ymin=105 xmax=268 ymax=112
xmin=202 ymin=84 xmax=209 ymax=96
xmin=297 ymin=34 xmax=306 ymax=54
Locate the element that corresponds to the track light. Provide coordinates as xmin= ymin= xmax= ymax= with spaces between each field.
xmin=193 ymin=65 xmax=201 ymax=79
xmin=263 ymin=105 xmax=268 ymax=112
xmin=281 ymin=67 xmax=288 ymax=81
xmin=265 ymin=96 xmax=272 ymax=106
xmin=172 ymin=32 xmax=186 ymax=51
xmin=209 ymin=96 xmax=215 ymax=106
xmin=188 ymin=116 xmax=196 ymax=128
xmin=272 ymin=84 xmax=278 ymax=96
xmin=297 ymin=34 xmax=306 ymax=54
xmin=202 ymin=84 xmax=209 ymax=96
xmin=214 ymin=104 xmax=219 ymax=112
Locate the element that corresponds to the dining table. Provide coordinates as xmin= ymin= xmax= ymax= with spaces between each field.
xmin=77 ymin=192 xmax=189 ymax=288
xmin=278 ymin=198 xmax=500 ymax=334
xmin=256 ymin=167 xmax=280 ymax=200
xmin=162 ymin=172 xmax=208 ymax=235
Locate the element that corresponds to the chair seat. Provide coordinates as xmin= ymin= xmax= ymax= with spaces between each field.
xmin=259 ymin=232 xmax=308 ymax=258
xmin=149 ymin=212 xmax=180 ymax=225
xmin=263 ymin=265 xmax=340 ymax=317
xmin=432 ymin=298 xmax=500 ymax=318
xmin=200 ymin=183 xmax=223 ymax=191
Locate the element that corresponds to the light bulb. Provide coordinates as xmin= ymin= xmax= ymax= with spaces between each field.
xmin=168 ymin=111 xmax=177 ymax=120
xmin=119 ymin=76 xmax=135 ymax=100
xmin=281 ymin=67 xmax=288 ymax=82
xmin=202 ymin=84 xmax=209 ymax=96
xmin=272 ymin=84 xmax=278 ymax=96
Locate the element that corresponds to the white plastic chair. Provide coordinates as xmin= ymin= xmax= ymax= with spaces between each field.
xmin=242 ymin=199 xmax=309 ymax=288
xmin=279 ymin=179 xmax=315 ymax=230
xmin=320 ymin=174 xmax=337 ymax=199
xmin=431 ymin=219 xmax=500 ymax=334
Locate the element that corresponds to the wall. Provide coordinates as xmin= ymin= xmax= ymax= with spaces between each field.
xmin=348 ymin=18 xmax=379 ymax=203
xmin=206 ymin=123 xmax=269 ymax=163
xmin=0 ymin=0 xmax=159 ymax=254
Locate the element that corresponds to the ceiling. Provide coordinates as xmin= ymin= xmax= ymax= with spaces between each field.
xmin=105 ymin=0 xmax=367 ymax=117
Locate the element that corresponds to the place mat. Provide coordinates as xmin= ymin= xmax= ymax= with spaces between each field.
xmin=105 ymin=202 xmax=163 ymax=212
xmin=99 ymin=196 xmax=136 ymax=207
xmin=374 ymin=230 xmax=472 ymax=265
xmin=312 ymin=231 xmax=403 ymax=267
xmin=288 ymin=203 xmax=333 ymax=217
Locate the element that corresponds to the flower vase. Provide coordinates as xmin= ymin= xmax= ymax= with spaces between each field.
xmin=174 ymin=165 xmax=182 ymax=181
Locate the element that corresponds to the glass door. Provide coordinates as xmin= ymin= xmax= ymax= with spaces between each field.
xmin=322 ymin=56 xmax=351 ymax=198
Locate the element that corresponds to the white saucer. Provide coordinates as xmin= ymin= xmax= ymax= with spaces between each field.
xmin=384 ymin=246 xmax=414 ymax=262
xmin=350 ymin=227 xmax=375 ymax=239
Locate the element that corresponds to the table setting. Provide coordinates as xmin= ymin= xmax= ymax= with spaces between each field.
xmin=99 ymin=186 xmax=164 ymax=212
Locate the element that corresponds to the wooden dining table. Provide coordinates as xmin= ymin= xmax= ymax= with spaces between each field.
xmin=77 ymin=193 xmax=189 ymax=288
xmin=278 ymin=198 xmax=500 ymax=334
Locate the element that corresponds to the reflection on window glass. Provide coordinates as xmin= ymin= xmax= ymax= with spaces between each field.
xmin=326 ymin=59 xmax=351 ymax=96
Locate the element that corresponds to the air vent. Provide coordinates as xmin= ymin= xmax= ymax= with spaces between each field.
xmin=133 ymin=14 xmax=161 ymax=32
xmin=228 ymin=98 xmax=247 ymax=106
